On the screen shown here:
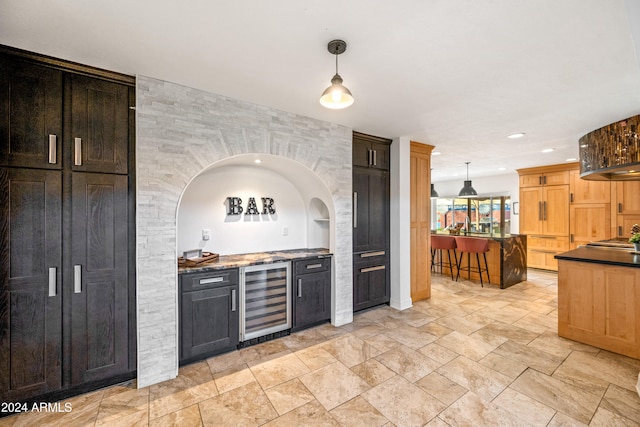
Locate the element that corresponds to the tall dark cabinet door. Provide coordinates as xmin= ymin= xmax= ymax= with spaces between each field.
xmin=70 ymin=173 xmax=129 ymax=385
xmin=68 ymin=75 xmax=129 ymax=174
xmin=353 ymin=168 xmax=390 ymax=253
xmin=0 ymin=168 xmax=62 ymax=400
xmin=0 ymin=58 xmax=63 ymax=169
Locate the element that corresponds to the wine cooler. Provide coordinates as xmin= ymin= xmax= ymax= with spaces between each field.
xmin=240 ymin=262 xmax=291 ymax=341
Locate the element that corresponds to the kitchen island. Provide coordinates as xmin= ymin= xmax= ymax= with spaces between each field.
xmin=555 ymin=246 xmax=640 ymax=359
xmin=433 ymin=232 xmax=527 ymax=288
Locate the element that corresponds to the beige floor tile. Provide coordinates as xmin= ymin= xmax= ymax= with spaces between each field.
xmin=472 ymin=321 xmax=540 ymax=346
xmin=589 ymin=407 xmax=639 ymax=426
xmin=417 ymin=321 xmax=454 ymax=338
xmin=299 ymin=361 xmax=371 ymax=410
xmin=493 ymin=387 xmax=556 ymax=425
xmin=375 ymin=345 xmax=440 ymax=382
xmin=149 ymin=404 xmax=203 ymax=427
xmin=513 ymin=312 xmax=557 ymax=334
xmin=95 ymin=386 xmax=149 ymax=426
xmin=554 ymin=350 xmax=640 ymax=393
xmin=493 ymin=339 xmax=564 ymax=375
xmin=478 ymin=352 xmax=527 ymax=380
xmin=262 ymin=400 xmax=340 ymax=427
xmin=351 ymin=324 xmax=393 ymax=339
xmin=438 ymin=391 xmax=531 ymax=427
xmin=475 ymin=304 xmax=531 ymax=324
xmin=361 ymin=375 xmax=446 ymax=427
xmin=198 ymin=382 xmax=277 ymax=427
xmin=510 ymin=369 xmax=601 ymax=424
xmin=435 ymin=315 xmax=489 ymax=335
xmin=417 ymin=342 xmax=459 ymax=365
xmin=149 ymin=380 xmax=219 ymax=420
xmin=295 ymin=345 xmax=339 ymax=371
xmin=363 ymin=333 xmax=402 ymax=353
xmin=330 ymin=396 xmax=388 ymax=427
xmin=350 ymin=359 xmax=397 ymax=387
xmin=206 ymin=347 xmax=259 ymax=374
xmin=321 ymin=334 xmax=383 ymax=367
xmin=213 ymin=363 xmax=257 ymax=394
xmin=415 ymin=372 xmax=467 ymax=406
xmin=527 ymin=330 xmax=599 ymax=358
xmin=436 ymin=330 xmax=503 ymax=361
xmin=263 ymin=378 xmax=315 ymax=415
xmin=437 ymin=356 xmax=512 ymax=400
xmin=248 ymin=351 xmax=310 ymax=390
xmin=600 ymin=383 xmax=640 ymax=422
xmin=382 ymin=325 xmax=437 ymax=350
xmin=547 ymin=411 xmax=587 ymax=426
xmin=280 ymin=327 xmax=328 ymax=351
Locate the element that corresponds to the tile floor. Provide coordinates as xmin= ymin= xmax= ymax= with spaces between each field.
xmin=2 ymin=270 xmax=640 ymax=426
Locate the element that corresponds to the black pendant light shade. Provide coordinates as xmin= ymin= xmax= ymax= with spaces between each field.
xmin=458 ymin=162 xmax=477 ymax=197
xmin=430 ymin=183 xmax=439 ymax=198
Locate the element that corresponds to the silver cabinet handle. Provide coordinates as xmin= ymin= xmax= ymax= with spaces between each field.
xmin=297 ymin=278 xmax=302 ymax=298
xmin=306 ymin=263 xmax=322 ymax=270
xmin=74 ymin=138 xmax=82 ymax=166
xmin=361 ymin=265 xmax=386 ymax=273
xmin=48 ymin=135 xmax=57 ymax=164
xmin=361 ymin=251 xmax=385 ymax=258
xmin=74 ymin=265 xmax=82 ymax=293
xmin=353 ymin=192 xmax=358 ymax=228
xmin=231 ymin=289 xmax=236 ymax=312
xmin=367 ymin=149 xmax=372 ymax=165
xmin=48 ymin=267 xmax=57 ymax=297
xmin=200 ymin=277 xmax=224 ymax=284
xmin=373 ymin=149 xmax=377 ymax=166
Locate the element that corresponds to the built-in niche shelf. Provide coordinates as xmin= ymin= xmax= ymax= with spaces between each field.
xmin=308 ymin=197 xmax=330 ymax=249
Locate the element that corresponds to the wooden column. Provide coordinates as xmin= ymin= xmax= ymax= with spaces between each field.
xmin=410 ymin=141 xmax=434 ymax=301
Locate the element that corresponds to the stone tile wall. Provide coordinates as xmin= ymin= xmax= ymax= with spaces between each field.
xmin=136 ymin=75 xmax=353 ymax=387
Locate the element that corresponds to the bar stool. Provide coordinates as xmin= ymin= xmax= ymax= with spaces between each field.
xmin=430 ymin=235 xmax=458 ymax=280
xmin=454 ymin=236 xmax=490 ymax=287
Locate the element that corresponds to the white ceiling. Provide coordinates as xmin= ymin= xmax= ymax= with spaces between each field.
xmin=2 ymin=0 xmax=640 ymax=182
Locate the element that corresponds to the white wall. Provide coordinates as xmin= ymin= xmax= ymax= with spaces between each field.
xmin=178 ymin=165 xmax=308 ymax=255
xmin=433 ymin=172 xmax=520 ymax=233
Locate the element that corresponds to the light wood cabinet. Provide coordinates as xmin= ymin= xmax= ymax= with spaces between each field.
xmin=558 ymin=260 xmax=640 ymax=359
xmin=570 ymin=204 xmax=611 ymax=247
xmin=569 ymin=170 xmax=610 ymax=204
xmin=612 ymin=181 xmax=640 ymax=238
xmin=410 ymin=141 xmax=433 ymax=301
xmin=518 ymin=164 xmax=572 ymax=270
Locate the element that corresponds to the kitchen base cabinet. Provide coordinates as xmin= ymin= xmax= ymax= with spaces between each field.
xmin=180 ymin=269 xmax=239 ymax=365
xmin=353 ymin=252 xmax=389 ymax=312
xmin=292 ymin=257 xmax=331 ymax=331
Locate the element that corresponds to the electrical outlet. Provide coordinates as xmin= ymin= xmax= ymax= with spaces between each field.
xmin=202 ymin=229 xmax=211 ymax=241
xmin=282 ymin=226 xmax=288 ymax=236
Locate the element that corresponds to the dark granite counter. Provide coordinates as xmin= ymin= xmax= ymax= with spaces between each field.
xmin=555 ymin=246 xmax=640 ymax=268
xmin=178 ymin=248 xmax=332 ymax=274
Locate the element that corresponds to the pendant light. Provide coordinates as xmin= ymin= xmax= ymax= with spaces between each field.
xmin=430 ymin=183 xmax=439 ymax=198
xmin=319 ymin=40 xmax=354 ymax=109
xmin=458 ymin=162 xmax=477 ymax=197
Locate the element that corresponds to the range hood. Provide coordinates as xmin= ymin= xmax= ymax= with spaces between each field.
xmin=579 ymin=114 xmax=640 ymax=181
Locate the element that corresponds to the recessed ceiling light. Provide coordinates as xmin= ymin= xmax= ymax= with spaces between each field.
xmin=507 ymin=133 xmax=525 ymax=139
xmin=566 ymin=157 xmax=577 ymax=162
xmin=541 ymin=148 xmax=555 ymax=153
xmin=432 ymin=151 xmax=442 ymax=156
xmin=497 ymin=167 xmax=506 ymax=171
xmin=254 ymin=159 xmax=262 ymax=164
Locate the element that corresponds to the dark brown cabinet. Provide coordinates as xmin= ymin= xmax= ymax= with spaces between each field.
xmin=352 ymin=132 xmax=391 ymax=312
xmin=0 ymin=168 xmax=63 ymax=401
xmin=0 ymin=59 xmax=63 ymax=169
xmin=68 ymin=75 xmax=129 ymax=174
xmin=70 ymin=173 xmax=130 ymax=385
xmin=180 ymin=269 xmax=239 ymax=364
xmin=292 ymin=257 xmax=331 ymax=331
xmin=0 ymin=48 xmax=135 ymax=403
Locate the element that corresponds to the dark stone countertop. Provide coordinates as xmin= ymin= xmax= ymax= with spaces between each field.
xmin=178 ymin=248 xmax=332 ymax=274
xmin=555 ymin=246 xmax=640 ymax=268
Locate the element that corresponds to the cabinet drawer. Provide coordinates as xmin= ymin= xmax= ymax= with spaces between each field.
xmin=294 ymin=257 xmax=331 ymax=275
xmin=181 ymin=269 xmax=238 ymax=292
xmin=527 ymin=236 xmax=569 ymax=251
